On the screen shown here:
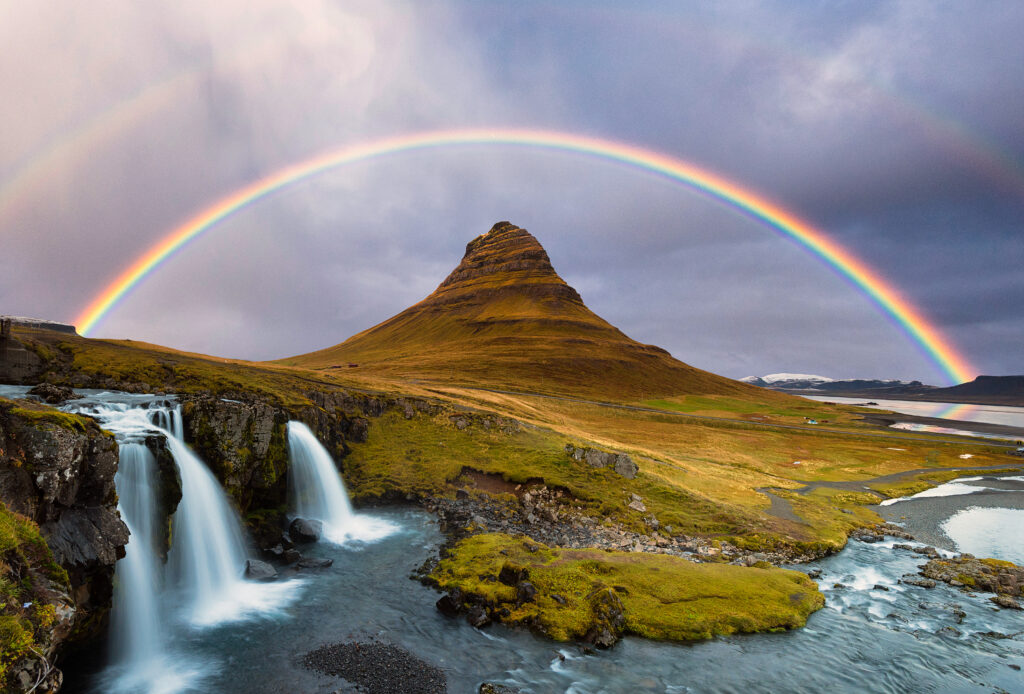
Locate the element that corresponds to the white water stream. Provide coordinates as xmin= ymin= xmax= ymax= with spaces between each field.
xmin=286 ymin=421 xmax=395 ymax=544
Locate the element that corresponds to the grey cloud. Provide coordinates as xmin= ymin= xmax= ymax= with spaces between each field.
xmin=1 ymin=0 xmax=1021 ymax=385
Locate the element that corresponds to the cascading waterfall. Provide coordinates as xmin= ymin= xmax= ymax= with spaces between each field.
xmin=163 ymin=433 xmax=250 ymax=625
xmin=109 ymin=442 xmax=164 ymax=679
xmin=57 ymin=393 xmax=299 ymax=693
xmin=286 ymin=421 xmax=395 ymax=543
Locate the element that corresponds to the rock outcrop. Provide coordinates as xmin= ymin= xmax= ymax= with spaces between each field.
xmin=0 ymin=398 xmax=128 ymax=691
xmin=180 ymin=394 xmax=290 ymax=511
xmin=920 ymin=554 xmax=1024 ymax=608
xmin=564 ymin=444 xmax=638 ymax=479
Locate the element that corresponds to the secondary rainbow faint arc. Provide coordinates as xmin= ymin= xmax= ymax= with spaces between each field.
xmin=73 ymin=128 xmax=976 ymax=385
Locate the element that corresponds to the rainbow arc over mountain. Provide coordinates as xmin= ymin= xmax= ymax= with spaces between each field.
xmin=73 ymin=128 xmax=976 ymax=385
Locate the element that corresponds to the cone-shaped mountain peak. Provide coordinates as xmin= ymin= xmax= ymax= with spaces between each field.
xmin=431 ymin=221 xmax=583 ymax=306
xmin=285 ymin=222 xmax=764 ymax=399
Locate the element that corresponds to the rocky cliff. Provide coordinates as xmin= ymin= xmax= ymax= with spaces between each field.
xmin=177 ymin=390 xmax=443 ymax=516
xmin=0 ymin=398 xmax=128 ymax=692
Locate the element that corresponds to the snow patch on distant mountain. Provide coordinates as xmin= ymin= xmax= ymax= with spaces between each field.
xmin=761 ymin=373 xmax=835 ymax=384
xmin=741 ymin=373 xmax=834 ymax=387
xmin=742 ymin=373 xmax=927 ymax=392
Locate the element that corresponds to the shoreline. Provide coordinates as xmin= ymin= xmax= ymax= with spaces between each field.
xmin=875 ymin=473 xmax=1024 ymax=551
xmin=858 ymin=412 xmax=1024 ymax=439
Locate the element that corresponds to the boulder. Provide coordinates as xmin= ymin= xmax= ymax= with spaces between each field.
xmin=516 ymin=581 xmax=537 ymax=604
xmin=480 ymin=684 xmax=522 ymax=694
xmin=613 ymin=454 xmax=638 ymax=479
xmin=27 ymin=383 xmax=82 ymax=404
xmin=565 ymin=444 xmax=639 ymax=478
xmin=498 ymin=564 xmax=528 ymax=586
xmin=466 ymin=605 xmax=491 ymax=628
xmin=991 ymin=595 xmax=1022 ymax=610
xmin=289 ymin=517 xmax=323 ymax=543
xmin=899 ymin=574 xmax=936 ymax=589
xmin=297 ymin=557 xmax=333 ymax=569
xmin=436 ymin=593 xmax=461 ymax=618
xmin=245 ymin=559 xmax=278 ymax=581
xmin=582 ymin=588 xmax=626 ymax=648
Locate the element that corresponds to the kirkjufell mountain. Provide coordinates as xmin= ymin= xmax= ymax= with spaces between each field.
xmin=286 ymin=222 xmax=773 ymax=400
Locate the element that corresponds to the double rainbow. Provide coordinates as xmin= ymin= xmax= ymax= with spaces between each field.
xmin=73 ymin=128 xmax=975 ymax=385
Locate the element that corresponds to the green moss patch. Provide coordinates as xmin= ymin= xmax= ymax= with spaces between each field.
xmin=429 ymin=534 xmax=824 ymax=643
xmin=0 ymin=504 xmax=71 ymax=688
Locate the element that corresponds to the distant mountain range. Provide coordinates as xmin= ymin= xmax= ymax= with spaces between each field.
xmin=742 ymin=373 xmax=1024 ymax=406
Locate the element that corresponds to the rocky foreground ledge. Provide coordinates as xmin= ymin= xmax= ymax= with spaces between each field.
xmin=0 ymin=397 xmax=128 ymax=692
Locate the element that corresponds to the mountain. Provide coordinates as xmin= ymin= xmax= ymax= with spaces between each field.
xmin=742 ymin=373 xmax=929 ymax=393
xmin=740 ymin=373 xmax=834 ymax=388
xmin=284 ymin=222 xmax=777 ymax=400
xmin=925 ymin=375 xmax=1024 ymax=405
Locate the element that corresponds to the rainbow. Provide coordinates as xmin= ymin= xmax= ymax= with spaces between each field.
xmin=73 ymin=128 xmax=976 ymax=384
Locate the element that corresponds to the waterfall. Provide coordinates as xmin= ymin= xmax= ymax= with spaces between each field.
xmin=109 ymin=443 xmax=163 ymax=670
xmin=58 ymin=393 xmax=299 ymax=693
xmin=286 ymin=421 xmax=395 ymax=544
xmin=163 ymin=434 xmax=250 ymax=625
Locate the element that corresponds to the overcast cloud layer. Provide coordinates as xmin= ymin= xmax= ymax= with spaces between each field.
xmin=2 ymin=0 xmax=1022 ymax=385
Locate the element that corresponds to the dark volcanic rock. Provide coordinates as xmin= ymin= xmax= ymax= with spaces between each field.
xmin=466 ymin=605 xmax=491 ymax=628
xmin=297 ymin=557 xmax=333 ymax=569
xmin=516 ymin=581 xmax=537 ymax=604
xmin=302 ymin=641 xmax=447 ymax=694
xmin=498 ymin=564 xmax=529 ymax=586
xmin=245 ymin=559 xmax=278 ymax=581
xmin=921 ymin=554 xmax=1024 ymax=602
xmin=435 ymin=593 xmax=461 ymax=618
xmin=480 ymin=684 xmax=521 ymax=694
xmin=27 ymin=383 xmax=82 ymax=404
xmin=0 ymin=399 xmax=130 ymax=690
xmin=289 ymin=517 xmax=323 ymax=543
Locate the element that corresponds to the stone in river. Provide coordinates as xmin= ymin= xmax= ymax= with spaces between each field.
xmin=289 ymin=517 xmax=323 ymax=543
xmin=245 ymin=559 xmax=278 ymax=581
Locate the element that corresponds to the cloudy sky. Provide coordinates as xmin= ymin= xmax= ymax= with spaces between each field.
xmin=2 ymin=1 xmax=1022 ymax=385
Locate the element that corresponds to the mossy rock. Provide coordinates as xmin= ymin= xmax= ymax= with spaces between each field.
xmin=429 ymin=534 xmax=824 ymax=645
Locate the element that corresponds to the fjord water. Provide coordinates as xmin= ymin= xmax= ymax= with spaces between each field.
xmin=286 ymin=421 xmax=395 ymax=543
xmin=805 ymin=395 xmax=1024 ymax=434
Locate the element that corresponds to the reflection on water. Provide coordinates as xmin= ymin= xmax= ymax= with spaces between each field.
xmin=881 ymin=475 xmax=1024 ymax=506
xmin=943 ymin=507 xmax=1024 ymax=565
xmin=804 ymin=395 xmax=1024 ymax=430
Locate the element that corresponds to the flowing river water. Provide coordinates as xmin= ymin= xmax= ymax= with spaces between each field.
xmin=1 ymin=386 xmax=1022 ymax=692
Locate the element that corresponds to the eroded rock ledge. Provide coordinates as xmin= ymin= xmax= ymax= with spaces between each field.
xmin=0 ymin=398 xmax=129 ymax=692
xmin=921 ymin=554 xmax=1024 ymax=609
